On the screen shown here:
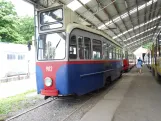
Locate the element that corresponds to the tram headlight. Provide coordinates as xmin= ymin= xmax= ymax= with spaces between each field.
xmin=44 ymin=77 xmax=52 ymax=87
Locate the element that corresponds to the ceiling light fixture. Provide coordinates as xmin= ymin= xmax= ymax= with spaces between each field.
xmin=79 ymin=0 xmax=91 ymax=4
xmin=67 ymin=0 xmax=82 ymax=11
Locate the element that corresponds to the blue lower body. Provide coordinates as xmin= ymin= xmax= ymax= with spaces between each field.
xmin=56 ymin=61 xmax=122 ymax=95
xmin=36 ymin=61 xmax=122 ymax=96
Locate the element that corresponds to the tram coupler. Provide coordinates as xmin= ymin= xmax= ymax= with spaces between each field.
xmin=44 ymin=96 xmax=50 ymax=100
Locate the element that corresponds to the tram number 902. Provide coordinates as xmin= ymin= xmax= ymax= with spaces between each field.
xmin=46 ymin=66 xmax=52 ymax=72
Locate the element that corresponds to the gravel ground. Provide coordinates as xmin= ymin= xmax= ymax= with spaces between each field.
xmin=7 ymin=78 xmax=122 ymax=121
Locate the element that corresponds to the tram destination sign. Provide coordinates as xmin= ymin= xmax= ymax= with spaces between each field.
xmin=37 ymin=5 xmax=80 ymax=34
xmin=37 ymin=5 xmax=65 ymax=33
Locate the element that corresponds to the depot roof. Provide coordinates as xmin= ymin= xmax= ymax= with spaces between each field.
xmin=26 ymin=0 xmax=161 ymax=52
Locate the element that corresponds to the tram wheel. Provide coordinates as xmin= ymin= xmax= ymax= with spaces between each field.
xmin=104 ymin=77 xmax=111 ymax=86
xmin=119 ymin=72 xmax=122 ymax=79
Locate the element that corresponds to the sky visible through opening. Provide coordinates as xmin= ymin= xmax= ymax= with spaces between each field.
xmin=7 ymin=0 xmax=34 ymax=16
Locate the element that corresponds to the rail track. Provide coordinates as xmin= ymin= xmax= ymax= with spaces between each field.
xmin=6 ymin=98 xmax=56 ymax=121
xmin=6 ymin=78 xmax=119 ymax=121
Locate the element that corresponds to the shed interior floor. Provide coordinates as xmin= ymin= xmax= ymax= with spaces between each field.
xmin=80 ymin=66 xmax=161 ymax=121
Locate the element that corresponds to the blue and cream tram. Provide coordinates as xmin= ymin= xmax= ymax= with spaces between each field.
xmin=35 ymin=5 xmax=123 ymax=98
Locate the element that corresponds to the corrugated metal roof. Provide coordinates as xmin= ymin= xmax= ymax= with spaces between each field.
xmin=26 ymin=0 xmax=161 ymax=52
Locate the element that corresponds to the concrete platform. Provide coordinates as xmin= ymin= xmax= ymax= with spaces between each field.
xmin=80 ymin=66 xmax=161 ymax=121
xmin=0 ymin=75 xmax=36 ymax=98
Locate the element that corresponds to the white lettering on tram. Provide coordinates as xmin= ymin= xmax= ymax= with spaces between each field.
xmin=46 ymin=66 xmax=52 ymax=72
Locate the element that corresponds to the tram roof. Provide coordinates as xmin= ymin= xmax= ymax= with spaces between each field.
xmin=66 ymin=23 xmax=122 ymax=48
xmin=26 ymin=0 xmax=161 ymax=52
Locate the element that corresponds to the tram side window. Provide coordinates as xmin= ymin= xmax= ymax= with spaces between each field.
xmin=78 ymin=36 xmax=84 ymax=59
xmin=69 ymin=35 xmax=77 ymax=59
xmin=119 ymin=52 xmax=121 ymax=59
xmin=113 ymin=48 xmax=116 ymax=59
xmin=103 ymin=42 xmax=109 ymax=59
xmin=118 ymin=50 xmax=119 ymax=59
xmin=84 ymin=37 xmax=91 ymax=59
xmin=106 ymin=47 xmax=109 ymax=59
xmin=116 ymin=49 xmax=118 ymax=59
xmin=109 ymin=47 xmax=113 ymax=59
xmin=118 ymin=50 xmax=120 ymax=59
xmin=93 ymin=39 xmax=102 ymax=59
xmin=125 ymin=51 xmax=128 ymax=59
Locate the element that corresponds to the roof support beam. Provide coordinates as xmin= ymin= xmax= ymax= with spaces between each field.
xmin=145 ymin=0 xmax=155 ymax=43
xmin=77 ymin=0 xmax=109 ymax=29
xmin=125 ymin=34 xmax=153 ymax=47
xmin=135 ymin=0 xmax=141 ymax=45
xmin=76 ymin=0 xmax=123 ymax=44
xmin=111 ymin=0 xmax=133 ymax=39
xmin=151 ymin=1 xmax=161 ymax=41
xmin=127 ymin=26 xmax=160 ymax=47
xmin=128 ymin=39 xmax=151 ymax=49
xmin=58 ymin=1 xmax=96 ymax=27
xmin=112 ymin=8 xmax=161 ymax=40
xmin=124 ymin=0 xmax=138 ymax=44
xmin=96 ymin=0 xmax=127 ymax=45
xmin=123 ymin=24 xmax=158 ymax=43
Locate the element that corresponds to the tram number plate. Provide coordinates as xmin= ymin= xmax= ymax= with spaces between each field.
xmin=46 ymin=66 xmax=52 ymax=72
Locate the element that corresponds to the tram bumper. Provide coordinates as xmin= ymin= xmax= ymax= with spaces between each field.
xmin=41 ymin=89 xmax=58 ymax=96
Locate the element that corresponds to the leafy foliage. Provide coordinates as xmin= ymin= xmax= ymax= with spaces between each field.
xmin=0 ymin=0 xmax=34 ymax=44
xmin=17 ymin=16 xmax=34 ymax=44
xmin=0 ymin=89 xmax=36 ymax=115
xmin=142 ymin=42 xmax=153 ymax=49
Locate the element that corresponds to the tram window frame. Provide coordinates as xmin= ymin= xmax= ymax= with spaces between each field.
xmin=69 ymin=35 xmax=77 ymax=59
xmin=156 ymin=36 xmax=159 ymax=57
xmin=116 ymin=49 xmax=118 ymax=59
xmin=106 ymin=45 xmax=109 ymax=59
xmin=102 ymin=41 xmax=108 ymax=59
xmin=154 ymin=45 xmax=157 ymax=65
xmin=106 ymin=43 xmax=110 ymax=59
xmin=118 ymin=50 xmax=120 ymax=59
xmin=115 ymin=48 xmax=117 ymax=59
xmin=125 ymin=51 xmax=128 ymax=59
xmin=116 ymin=49 xmax=117 ymax=59
xmin=113 ymin=47 xmax=116 ymax=59
xmin=119 ymin=50 xmax=121 ymax=59
xmin=109 ymin=46 xmax=113 ymax=59
xmin=104 ymin=40 xmax=112 ymax=59
xmin=78 ymin=36 xmax=84 ymax=59
xmin=158 ymin=32 xmax=161 ymax=57
xmin=92 ymin=39 xmax=102 ymax=60
xmin=84 ymin=37 xmax=91 ymax=60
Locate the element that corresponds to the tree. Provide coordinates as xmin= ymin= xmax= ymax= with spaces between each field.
xmin=0 ymin=0 xmax=23 ymax=43
xmin=17 ymin=16 xmax=34 ymax=44
xmin=0 ymin=0 xmax=34 ymax=44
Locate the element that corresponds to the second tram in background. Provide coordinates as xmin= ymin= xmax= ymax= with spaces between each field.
xmin=122 ymin=51 xmax=136 ymax=72
xmin=147 ymin=30 xmax=161 ymax=81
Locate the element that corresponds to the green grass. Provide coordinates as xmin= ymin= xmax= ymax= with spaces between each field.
xmin=0 ymin=89 xmax=36 ymax=115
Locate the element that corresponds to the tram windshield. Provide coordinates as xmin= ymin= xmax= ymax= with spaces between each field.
xmin=37 ymin=32 xmax=66 ymax=60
